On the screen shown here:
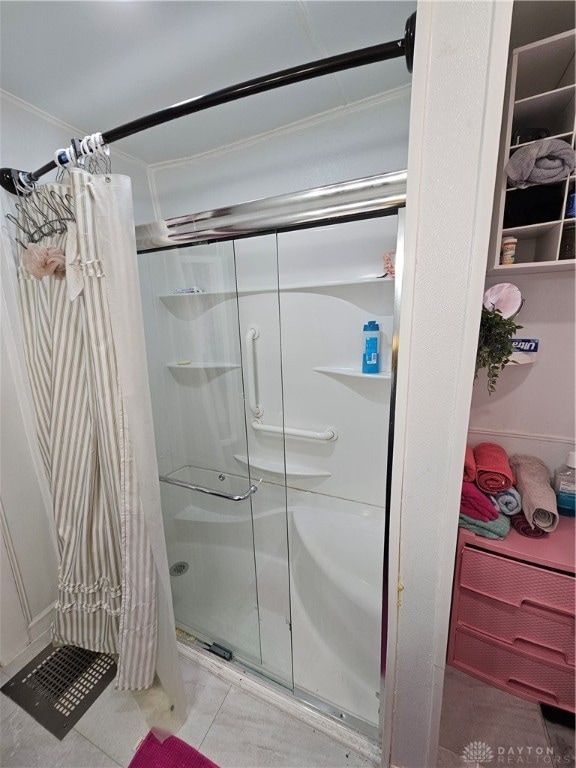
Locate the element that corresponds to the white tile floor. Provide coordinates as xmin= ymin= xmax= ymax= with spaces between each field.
xmin=0 ymin=638 xmax=375 ymax=768
xmin=438 ymin=666 xmax=575 ymax=768
xmin=1 ymin=641 xmax=574 ymax=768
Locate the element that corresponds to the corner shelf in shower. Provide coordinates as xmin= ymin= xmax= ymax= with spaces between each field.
xmin=313 ymin=367 xmax=391 ymax=380
xmin=158 ymin=276 xmax=393 ymax=300
xmin=159 ymin=291 xmax=236 ymax=301
xmin=279 ymin=276 xmax=393 ymax=292
xmin=166 ymin=362 xmax=241 ymax=371
xmin=233 ymin=455 xmax=331 ymax=479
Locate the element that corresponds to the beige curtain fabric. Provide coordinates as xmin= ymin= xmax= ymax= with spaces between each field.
xmin=17 ymin=171 xmax=185 ymax=712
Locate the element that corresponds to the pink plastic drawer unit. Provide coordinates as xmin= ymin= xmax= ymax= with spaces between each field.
xmin=458 ymin=590 xmax=575 ymax=666
xmin=460 ymin=547 xmax=575 ymax=615
xmin=448 ymin=517 xmax=576 ymax=710
xmin=453 ymin=627 xmax=575 ymax=712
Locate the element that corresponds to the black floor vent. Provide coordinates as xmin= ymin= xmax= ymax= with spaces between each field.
xmin=1 ymin=644 xmax=117 ymax=739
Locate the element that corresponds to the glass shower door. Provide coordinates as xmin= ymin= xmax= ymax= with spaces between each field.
xmin=139 ymin=240 xmax=264 ymax=666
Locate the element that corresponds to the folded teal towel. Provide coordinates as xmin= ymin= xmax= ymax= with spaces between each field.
xmin=492 ymin=487 xmax=522 ymax=516
xmin=458 ymin=511 xmax=511 ymax=539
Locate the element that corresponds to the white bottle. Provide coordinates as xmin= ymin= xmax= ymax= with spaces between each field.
xmin=553 ymin=451 xmax=576 ymax=517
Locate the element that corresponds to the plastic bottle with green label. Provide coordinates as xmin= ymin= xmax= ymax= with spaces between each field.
xmin=553 ymin=451 xmax=576 ymax=517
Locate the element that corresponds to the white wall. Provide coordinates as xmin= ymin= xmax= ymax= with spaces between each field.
xmin=0 ymin=91 xmax=155 ymax=223
xmin=0 ymin=91 xmax=156 ymax=664
xmin=0 ymin=241 xmax=58 ymax=659
xmin=386 ymin=3 xmax=513 ymax=767
xmin=469 ymin=270 xmax=575 ymax=471
xmin=149 ymin=88 xmax=411 ymax=219
xmin=0 ymin=503 xmax=29 ymax=665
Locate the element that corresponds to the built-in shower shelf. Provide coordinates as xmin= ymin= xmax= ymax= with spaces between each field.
xmin=159 ymin=276 xmax=393 ymax=300
xmin=175 ymin=507 xmax=251 ymax=523
xmin=279 ymin=276 xmax=393 ymax=292
xmin=166 ymin=362 xmax=240 ymax=371
xmin=159 ymin=291 xmax=236 ymax=301
xmin=234 ymin=455 xmax=331 ymax=479
xmin=175 ymin=505 xmax=281 ymax=523
xmin=313 ymin=367 xmax=391 ymax=379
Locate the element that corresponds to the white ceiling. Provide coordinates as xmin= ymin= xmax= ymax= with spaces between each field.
xmin=0 ymin=1 xmax=416 ymax=165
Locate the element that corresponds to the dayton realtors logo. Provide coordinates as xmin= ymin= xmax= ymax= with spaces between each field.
xmin=461 ymin=741 xmax=570 ymax=765
xmin=462 ymin=741 xmax=494 ymax=764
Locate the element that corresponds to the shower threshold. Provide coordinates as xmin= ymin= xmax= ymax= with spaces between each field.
xmin=175 ymin=629 xmax=380 ymax=762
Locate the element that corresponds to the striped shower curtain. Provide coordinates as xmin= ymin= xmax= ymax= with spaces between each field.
xmin=17 ymin=169 xmax=184 ymax=708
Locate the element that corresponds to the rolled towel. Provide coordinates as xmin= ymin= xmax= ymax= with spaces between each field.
xmin=509 ymin=455 xmax=559 ymax=532
xmin=506 ymin=138 xmax=576 ymax=189
xmin=459 ymin=512 xmax=511 ymax=540
xmin=461 ymin=482 xmax=499 ymax=522
xmin=492 ymin=487 xmax=522 ymax=516
xmin=474 ymin=442 xmax=514 ymax=494
xmin=510 ymin=512 xmax=549 ymax=539
xmin=463 ymin=445 xmax=476 ymax=482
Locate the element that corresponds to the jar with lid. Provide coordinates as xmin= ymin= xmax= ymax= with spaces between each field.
xmin=500 ymin=237 xmax=518 ymax=265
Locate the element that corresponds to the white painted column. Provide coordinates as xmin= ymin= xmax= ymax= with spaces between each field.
xmin=384 ymin=3 xmax=513 ymax=767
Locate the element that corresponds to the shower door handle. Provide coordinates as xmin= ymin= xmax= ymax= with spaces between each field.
xmin=159 ymin=474 xmax=259 ymax=501
xmin=245 ymin=326 xmax=263 ymax=418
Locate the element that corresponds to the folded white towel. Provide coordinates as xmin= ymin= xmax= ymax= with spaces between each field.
xmin=509 ymin=455 xmax=558 ymax=532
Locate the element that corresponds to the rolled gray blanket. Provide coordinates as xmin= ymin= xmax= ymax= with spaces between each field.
xmin=492 ymin=486 xmax=522 ymax=516
xmin=509 ymin=455 xmax=558 ymax=531
xmin=506 ymin=138 xmax=575 ymax=189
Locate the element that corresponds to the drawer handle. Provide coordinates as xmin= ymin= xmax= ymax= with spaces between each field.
xmin=507 ymin=677 xmax=559 ymax=705
xmin=512 ymin=637 xmax=570 ymax=665
xmin=521 ymin=599 xmax=574 ymax=620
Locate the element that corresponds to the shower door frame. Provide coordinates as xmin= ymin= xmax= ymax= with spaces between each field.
xmin=136 ymin=169 xmax=407 ymax=750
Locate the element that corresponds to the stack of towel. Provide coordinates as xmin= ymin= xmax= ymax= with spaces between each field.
xmin=459 ymin=443 xmax=514 ymax=540
xmin=459 ymin=443 xmax=559 ymax=538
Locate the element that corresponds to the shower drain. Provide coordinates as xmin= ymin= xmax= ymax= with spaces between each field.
xmin=170 ymin=561 xmax=189 ymax=577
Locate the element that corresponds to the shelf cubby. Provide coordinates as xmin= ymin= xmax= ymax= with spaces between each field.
xmin=511 ymin=85 xmax=575 ymax=140
xmin=514 ymin=30 xmax=575 ymax=101
xmin=500 ymin=221 xmax=563 ymax=265
xmin=509 ymin=131 xmax=573 ymax=152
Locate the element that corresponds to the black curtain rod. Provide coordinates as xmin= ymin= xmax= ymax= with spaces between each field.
xmin=0 ymin=12 xmax=416 ymax=195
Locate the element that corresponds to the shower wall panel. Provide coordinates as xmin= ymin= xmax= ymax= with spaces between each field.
xmin=139 ymin=213 xmax=398 ymax=734
xmin=274 ymin=217 xmax=396 ymax=732
xmin=138 ymin=242 xmax=265 ymax=667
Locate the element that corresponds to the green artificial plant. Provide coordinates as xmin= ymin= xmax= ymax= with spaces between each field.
xmin=475 ymin=307 xmax=522 ymax=395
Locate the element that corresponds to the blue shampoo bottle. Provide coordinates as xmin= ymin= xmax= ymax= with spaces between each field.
xmin=362 ymin=320 xmax=380 ymax=374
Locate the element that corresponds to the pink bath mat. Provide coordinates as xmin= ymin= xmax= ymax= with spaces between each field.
xmin=129 ymin=732 xmax=220 ymax=768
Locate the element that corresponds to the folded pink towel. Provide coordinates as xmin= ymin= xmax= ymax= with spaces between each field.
xmin=461 ymin=482 xmax=499 ymax=522
xmin=474 ymin=442 xmax=514 ymax=494
xmin=463 ymin=445 xmax=476 ymax=482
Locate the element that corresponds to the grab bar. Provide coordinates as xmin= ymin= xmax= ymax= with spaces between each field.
xmin=245 ymin=326 xmax=263 ymax=417
xmin=159 ymin=474 xmax=259 ymax=501
xmin=252 ymin=420 xmax=338 ymax=442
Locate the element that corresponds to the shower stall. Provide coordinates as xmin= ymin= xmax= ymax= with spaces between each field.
xmin=137 ymin=173 xmax=405 ymax=740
